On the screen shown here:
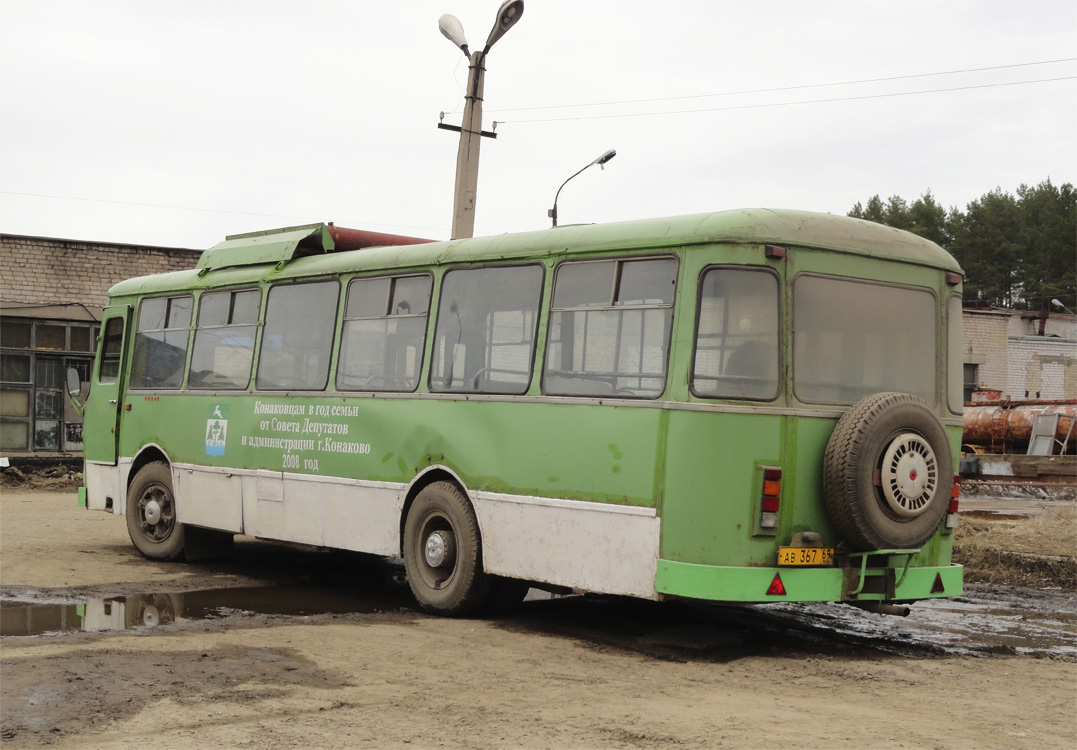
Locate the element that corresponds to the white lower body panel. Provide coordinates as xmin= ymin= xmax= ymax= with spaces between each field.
xmin=98 ymin=458 xmax=661 ymax=599
xmin=84 ymin=460 xmax=130 ymax=513
xmin=473 ymin=491 xmax=660 ymax=599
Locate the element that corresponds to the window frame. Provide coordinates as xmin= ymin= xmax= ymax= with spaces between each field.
xmin=129 ymin=294 xmax=194 ymax=390
xmin=429 ymin=263 xmax=546 ymax=396
xmin=255 ymin=278 xmax=341 ymax=392
xmin=946 ymin=294 xmax=964 ymax=415
xmin=791 ymin=273 xmax=939 ymax=406
xmin=689 ymin=264 xmax=782 ymax=402
xmin=336 ymin=272 xmax=433 ymax=393
xmin=188 ymin=286 xmax=262 ymax=391
xmin=542 ymin=255 xmax=678 ymax=400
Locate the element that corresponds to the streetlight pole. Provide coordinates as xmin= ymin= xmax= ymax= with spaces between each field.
xmin=439 ymin=1 xmax=524 ymax=240
xmin=452 ymin=50 xmax=486 ymax=240
xmin=548 ymin=149 xmax=617 ymax=227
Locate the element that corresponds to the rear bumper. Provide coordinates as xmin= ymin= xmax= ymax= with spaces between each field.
xmin=655 ymin=559 xmax=963 ymax=603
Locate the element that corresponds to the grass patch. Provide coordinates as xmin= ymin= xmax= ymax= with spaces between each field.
xmin=954 ymin=506 xmax=1076 ymax=588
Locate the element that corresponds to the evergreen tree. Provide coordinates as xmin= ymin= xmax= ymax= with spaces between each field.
xmin=849 ymin=180 xmax=1075 ymax=310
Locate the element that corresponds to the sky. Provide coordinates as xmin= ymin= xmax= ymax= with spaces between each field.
xmin=1 ymin=0 xmax=1075 ymax=250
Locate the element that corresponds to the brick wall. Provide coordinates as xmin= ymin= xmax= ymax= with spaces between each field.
xmin=1007 ymin=338 xmax=1077 ymax=400
xmin=1 ymin=234 xmax=202 ymax=312
xmin=962 ymin=310 xmax=1010 ymax=392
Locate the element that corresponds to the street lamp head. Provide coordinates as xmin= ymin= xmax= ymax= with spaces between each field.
xmin=1051 ymin=298 xmax=1064 ymax=308
xmin=549 ymin=147 xmax=618 ymax=227
xmin=592 ymin=149 xmax=617 ymax=170
xmin=438 ymin=14 xmax=470 ymax=56
xmin=484 ymin=0 xmax=524 ymax=52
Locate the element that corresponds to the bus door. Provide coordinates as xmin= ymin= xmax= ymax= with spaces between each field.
xmin=84 ymin=305 xmax=130 ymax=465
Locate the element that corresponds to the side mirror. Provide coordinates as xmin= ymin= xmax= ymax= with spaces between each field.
xmin=66 ymin=367 xmax=82 ymax=397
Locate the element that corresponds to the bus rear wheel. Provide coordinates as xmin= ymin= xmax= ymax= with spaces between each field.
xmin=823 ymin=392 xmax=952 ymax=551
xmin=126 ymin=461 xmax=185 ymax=561
xmin=403 ymin=482 xmax=492 ymax=616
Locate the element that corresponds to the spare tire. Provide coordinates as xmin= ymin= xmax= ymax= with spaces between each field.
xmin=823 ymin=392 xmax=953 ymax=551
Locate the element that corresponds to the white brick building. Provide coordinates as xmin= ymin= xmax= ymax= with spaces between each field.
xmin=962 ymin=307 xmax=1076 ymax=401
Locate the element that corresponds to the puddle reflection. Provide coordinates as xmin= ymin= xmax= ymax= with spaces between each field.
xmin=1 ymin=579 xmax=413 ymax=637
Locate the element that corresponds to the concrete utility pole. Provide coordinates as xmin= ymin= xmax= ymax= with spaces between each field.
xmin=438 ymin=1 xmax=524 ymax=240
xmin=452 ymin=50 xmax=487 ymax=240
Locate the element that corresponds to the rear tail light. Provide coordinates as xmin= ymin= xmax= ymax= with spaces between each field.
xmin=759 ymin=468 xmax=781 ymax=529
xmin=946 ymin=476 xmax=960 ymax=529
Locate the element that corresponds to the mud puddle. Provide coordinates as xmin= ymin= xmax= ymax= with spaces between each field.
xmin=3 ymin=574 xmax=1072 ymax=660
xmin=961 ymin=510 xmax=1037 ymax=520
xmin=1 ymin=578 xmax=415 ymax=637
xmin=766 ymin=586 xmax=1076 ymax=658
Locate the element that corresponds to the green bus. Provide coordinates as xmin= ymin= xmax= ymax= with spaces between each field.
xmin=75 ymin=209 xmax=964 ymax=616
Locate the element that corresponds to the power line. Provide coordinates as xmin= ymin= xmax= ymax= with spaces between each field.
xmin=489 ymin=58 xmax=1077 ymax=114
xmin=499 ymin=77 xmax=1077 ymax=125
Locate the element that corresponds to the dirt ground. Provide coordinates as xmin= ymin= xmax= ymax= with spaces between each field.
xmin=1 ymin=487 xmax=1075 ymax=750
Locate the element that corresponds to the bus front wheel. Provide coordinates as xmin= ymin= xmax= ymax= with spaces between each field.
xmin=126 ymin=461 xmax=186 ymax=561
xmin=403 ymin=482 xmax=492 ymax=616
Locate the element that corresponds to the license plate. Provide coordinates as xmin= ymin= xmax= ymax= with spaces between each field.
xmin=778 ymin=546 xmax=835 ymax=566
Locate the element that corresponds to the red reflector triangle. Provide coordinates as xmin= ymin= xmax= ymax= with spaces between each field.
xmin=766 ymin=573 xmax=787 ymax=596
xmin=930 ymin=573 xmax=945 ymax=594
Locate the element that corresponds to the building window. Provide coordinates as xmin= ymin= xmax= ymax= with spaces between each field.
xmin=0 ymin=317 xmax=95 ymax=452
xmin=963 ymin=363 xmax=979 ymax=403
xmin=1 ymin=320 xmax=31 ymax=348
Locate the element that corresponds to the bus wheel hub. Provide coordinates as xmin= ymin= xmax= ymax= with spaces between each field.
xmin=424 ymin=531 xmax=455 ymax=568
xmin=144 ymin=499 xmax=162 ymax=525
xmin=881 ymin=433 xmax=937 ymax=517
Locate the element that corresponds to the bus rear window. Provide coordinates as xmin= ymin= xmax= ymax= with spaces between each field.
xmin=793 ymin=276 xmax=935 ymax=403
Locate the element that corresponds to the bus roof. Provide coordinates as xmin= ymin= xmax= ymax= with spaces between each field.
xmin=107 ymin=208 xmax=962 ymax=297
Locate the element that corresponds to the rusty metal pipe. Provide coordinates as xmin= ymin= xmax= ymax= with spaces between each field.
xmin=326 ymin=224 xmax=435 ymax=251
xmin=963 ymin=402 xmax=1075 ymax=451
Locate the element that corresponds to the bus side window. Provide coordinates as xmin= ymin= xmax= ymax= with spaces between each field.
xmin=691 ymin=268 xmax=779 ymax=401
xmin=544 ymin=257 xmax=676 ymax=398
xmin=430 ymin=265 xmax=543 ymax=395
xmin=257 ymin=280 xmax=339 ymax=391
xmin=98 ymin=317 xmax=125 ymax=384
xmin=189 ymin=289 xmax=261 ymax=390
xmin=337 ymin=275 xmax=432 ymax=392
xmin=130 ymin=295 xmax=192 ymax=389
